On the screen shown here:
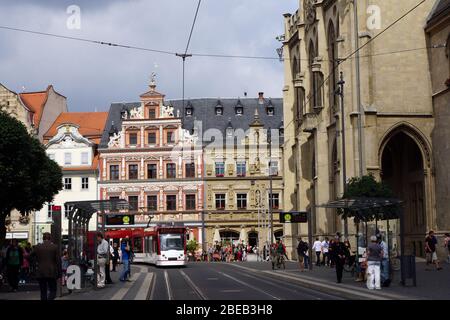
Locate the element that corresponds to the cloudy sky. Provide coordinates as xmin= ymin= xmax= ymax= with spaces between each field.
xmin=0 ymin=0 xmax=298 ymax=112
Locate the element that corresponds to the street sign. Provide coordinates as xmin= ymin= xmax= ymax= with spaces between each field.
xmin=106 ymin=214 xmax=134 ymax=225
xmin=280 ymin=211 xmax=308 ymax=223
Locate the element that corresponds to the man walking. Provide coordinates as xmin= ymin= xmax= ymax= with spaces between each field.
xmin=377 ymin=234 xmax=390 ymax=287
xmin=5 ymin=239 xmax=23 ymax=292
xmin=120 ymin=238 xmax=131 ymax=282
xmin=105 ymin=237 xmax=113 ymax=284
xmin=366 ymin=236 xmax=383 ymax=290
xmin=321 ymin=237 xmax=330 ymax=266
xmin=33 ymin=232 xmax=61 ymax=300
xmin=96 ymin=232 xmax=109 ymax=288
xmin=313 ymin=238 xmax=322 ymax=267
xmin=425 ymin=230 xmax=442 ymax=271
xmin=296 ymin=237 xmax=308 ymax=272
xmin=330 ymin=233 xmax=349 ymax=283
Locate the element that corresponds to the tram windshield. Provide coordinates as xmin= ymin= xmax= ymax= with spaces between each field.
xmin=159 ymin=233 xmax=184 ymax=251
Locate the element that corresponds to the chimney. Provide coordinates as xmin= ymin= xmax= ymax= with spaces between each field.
xmin=258 ymin=92 xmax=264 ymax=104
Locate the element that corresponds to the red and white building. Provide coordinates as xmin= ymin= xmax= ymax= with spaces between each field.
xmin=98 ymin=78 xmax=204 ymax=244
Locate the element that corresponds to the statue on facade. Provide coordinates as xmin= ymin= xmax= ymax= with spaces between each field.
xmin=129 ymin=106 xmax=143 ymax=119
xmin=161 ymin=104 xmax=174 ymax=118
xmin=108 ymin=130 xmax=123 ymax=148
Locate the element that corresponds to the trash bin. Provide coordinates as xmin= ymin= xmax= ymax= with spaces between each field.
xmin=400 ymin=255 xmax=416 ymax=286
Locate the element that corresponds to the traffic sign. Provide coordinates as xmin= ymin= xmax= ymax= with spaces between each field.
xmin=280 ymin=211 xmax=308 ymax=223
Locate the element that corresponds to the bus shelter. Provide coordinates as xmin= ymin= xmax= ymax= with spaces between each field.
xmin=317 ymin=197 xmax=415 ymax=286
xmin=66 ymin=199 xmax=128 ymax=289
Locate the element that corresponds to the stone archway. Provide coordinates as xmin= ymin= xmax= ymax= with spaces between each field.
xmin=380 ymin=127 xmax=431 ymax=256
xmin=248 ymin=231 xmax=258 ymax=248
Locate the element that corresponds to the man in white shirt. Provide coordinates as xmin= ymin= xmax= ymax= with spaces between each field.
xmin=321 ymin=237 xmax=330 ymax=266
xmin=313 ymin=238 xmax=323 ymax=267
xmin=96 ymin=232 xmax=109 ymax=288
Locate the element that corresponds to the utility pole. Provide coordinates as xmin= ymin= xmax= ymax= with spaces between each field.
xmin=268 ymin=127 xmax=273 ymax=245
xmin=353 ymin=0 xmax=364 ymax=177
xmin=176 ymin=53 xmax=193 ymax=116
xmin=337 ymin=72 xmax=348 ymax=239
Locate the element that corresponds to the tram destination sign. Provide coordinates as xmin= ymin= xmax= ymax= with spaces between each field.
xmin=280 ymin=211 xmax=308 ymax=223
xmin=106 ymin=214 xmax=134 ymax=226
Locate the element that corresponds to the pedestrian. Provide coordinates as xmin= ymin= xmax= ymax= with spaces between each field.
xmin=105 ymin=237 xmax=113 ymax=284
xmin=61 ymin=250 xmax=69 ymax=287
xmin=5 ymin=239 xmax=23 ymax=292
xmin=33 ymin=232 xmax=61 ymax=300
xmin=377 ymin=234 xmax=390 ymax=287
xmin=425 ymin=230 xmax=442 ymax=271
xmin=296 ymin=237 xmax=308 ymax=272
xmin=96 ymin=232 xmax=109 ymax=288
xmin=313 ymin=237 xmax=322 ymax=266
xmin=112 ymin=243 xmax=119 ymax=272
xmin=120 ymin=238 xmax=131 ymax=282
xmin=321 ymin=237 xmax=330 ymax=266
xmin=19 ymin=243 xmax=31 ymax=284
xmin=444 ymin=233 xmax=450 ymax=264
xmin=366 ymin=235 xmax=383 ymax=290
xmin=330 ymin=233 xmax=349 ymax=283
xmin=329 ymin=239 xmax=335 ymax=268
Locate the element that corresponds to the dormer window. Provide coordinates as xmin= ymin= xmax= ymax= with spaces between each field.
xmin=215 ymin=100 xmax=223 ymax=116
xmin=235 ymin=100 xmax=244 ymax=115
xmin=226 ymin=119 xmax=234 ymax=137
xmin=185 ymin=101 xmax=193 ymax=116
xmin=266 ymin=99 xmax=274 ymax=116
xmin=279 ymin=121 xmax=284 ymax=137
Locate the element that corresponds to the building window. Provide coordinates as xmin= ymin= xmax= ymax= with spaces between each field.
xmin=128 ymin=196 xmax=139 ymax=211
xmin=186 ymin=194 xmax=196 ymax=210
xmin=129 ymin=164 xmax=138 ymax=179
xmin=185 ymin=163 xmax=195 ymax=178
xmin=64 ymin=204 xmax=72 ymax=218
xmin=81 ymin=152 xmax=89 ymax=165
xmin=269 ymin=160 xmax=278 ymax=176
xmin=328 ymin=23 xmax=339 ymax=114
xmin=215 ymin=101 xmax=223 ymax=116
xmin=81 ymin=177 xmax=89 ymax=190
xmin=129 ymin=132 xmax=137 ymax=145
xmin=215 ymin=162 xmax=224 ymax=177
xmin=109 ymin=196 xmax=120 ymax=211
xmin=47 ymin=203 xmax=53 ymax=218
xmin=64 ymin=178 xmax=72 ymax=190
xmin=237 ymin=194 xmax=247 ymax=209
xmin=295 ymin=87 xmax=305 ymax=124
xmin=64 ymin=153 xmax=71 ymax=165
xmin=215 ymin=194 xmax=226 ymax=210
xmin=236 ymin=161 xmax=246 ymax=177
xmin=110 ymin=165 xmax=119 ymax=180
xmin=148 ymin=132 xmax=156 ymax=144
xmin=147 ymin=195 xmax=158 ymax=211
xmin=166 ymin=163 xmax=176 ymax=179
xmin=48 ymin=154 xmax=55 ymax=161
xmin=186 ymin=102 xmax=193 ymax=116
xmin=167 ymin=131 xmax=175 ymax=144
xmin=147 ymin=164 xmax=157 ymax=179
xmin=166 ymin=195 xmax=177 ymax=211
xmin=269 ymin=193 xmax=280 ymax=209
xmin=149 ymin=108 xmax=156 ymax=119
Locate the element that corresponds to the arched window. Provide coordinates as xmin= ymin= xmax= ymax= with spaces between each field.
xmin=292 ymin=56 xmax=299 ymax=80
xmin=328 ymin=22 xmax=339 ymax=116
xmin=295 ymin=87 xmax=305 ymax=124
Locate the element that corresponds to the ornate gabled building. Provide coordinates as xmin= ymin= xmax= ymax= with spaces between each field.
xmin=34 ymin=112 xmax=108 ymax=243
xmin=98 ymin=78 xmax=205 ymax=243
xmin=282 ymin=0 xmax=436 ymax=258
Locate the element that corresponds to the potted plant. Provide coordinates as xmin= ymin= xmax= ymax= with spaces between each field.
xmin=186 ymin=239 xmax=199 ymax=262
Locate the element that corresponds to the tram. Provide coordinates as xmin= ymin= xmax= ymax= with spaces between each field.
xmin=105 ymin=225 xmax=187 ymax=266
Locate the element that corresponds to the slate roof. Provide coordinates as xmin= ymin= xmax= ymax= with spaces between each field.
xmin=426 ymin=0 xmax=450 ymax=27
xmin=100 ymin=97 xmax=283 ymax=148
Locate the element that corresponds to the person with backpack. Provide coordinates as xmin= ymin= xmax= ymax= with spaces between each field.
xmin=119 ymin=237 xmax=131 ymax=282
xmin=5 ymin=239 xmax=23 ymax=292
xmin=296 ymin=237 xmax=308 ymax=272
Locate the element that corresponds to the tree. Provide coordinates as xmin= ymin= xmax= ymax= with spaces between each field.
xmin=186 ymin=239 xmax=199 ymax=261
xmin=0 ymin=111 xmax=63 ymax=246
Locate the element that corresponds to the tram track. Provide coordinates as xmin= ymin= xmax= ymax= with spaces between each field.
xmin=164 ymin=270 xmax=173 ymax=300
xmin=178 ymin=269 xmax=208 ymax=300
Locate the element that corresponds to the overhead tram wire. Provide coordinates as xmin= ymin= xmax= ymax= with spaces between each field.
xmin=177 ymin=0 xmax=202 ymax=117
xmin=282 ymin=0 xmax=430 ymax=133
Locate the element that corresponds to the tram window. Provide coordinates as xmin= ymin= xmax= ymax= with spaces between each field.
xmin=133 ymin=237 xmax=143 ymax=253
xmin=159 ymin=234 xmax=184 ymax=251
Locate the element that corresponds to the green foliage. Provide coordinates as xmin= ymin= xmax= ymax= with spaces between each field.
xmin=186 ymin=239 xmax=199 ymax=253
xmin=0 ymin=111 xmax=63 ymax=244
xmin=339 ymin=174 xmax=400 ymax=222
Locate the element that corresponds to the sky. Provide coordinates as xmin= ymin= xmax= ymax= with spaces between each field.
xmin=0 ymin=0 xmax=299 ymax=112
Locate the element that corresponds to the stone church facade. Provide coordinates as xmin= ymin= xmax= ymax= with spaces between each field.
xmin=282 ymin=0 xmax=437 ymax=258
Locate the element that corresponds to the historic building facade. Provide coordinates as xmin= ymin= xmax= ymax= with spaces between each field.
xmin=98 ymin=80 xmax=204 ymax=244
xmin=282 ymin=0 xmax=436 ymax=258
xmin=426 ymin=0 xmax=450 ymax=257
xmin=0 ymin=83 xmax=67 ymax=243
xmin=34 ymin=112 xmax=108 ymax=243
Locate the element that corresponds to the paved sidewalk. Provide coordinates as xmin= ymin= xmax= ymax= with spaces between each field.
xmin=234 ymin=259 xmax=450 ymax=300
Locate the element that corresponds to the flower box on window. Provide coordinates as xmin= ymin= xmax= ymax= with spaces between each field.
xmin=216 ymin=174 xmax=224 ymax=177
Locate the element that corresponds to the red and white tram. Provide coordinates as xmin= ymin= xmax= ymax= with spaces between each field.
xmin=105 ymin=226 xmax=187 ymax=267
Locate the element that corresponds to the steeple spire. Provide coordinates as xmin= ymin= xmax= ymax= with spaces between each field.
xmin=149 ymin=72 xmax=157 ymax=92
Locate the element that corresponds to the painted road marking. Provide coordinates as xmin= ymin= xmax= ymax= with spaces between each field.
xmin=135 ymin=273 xmax=154 ymax=300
